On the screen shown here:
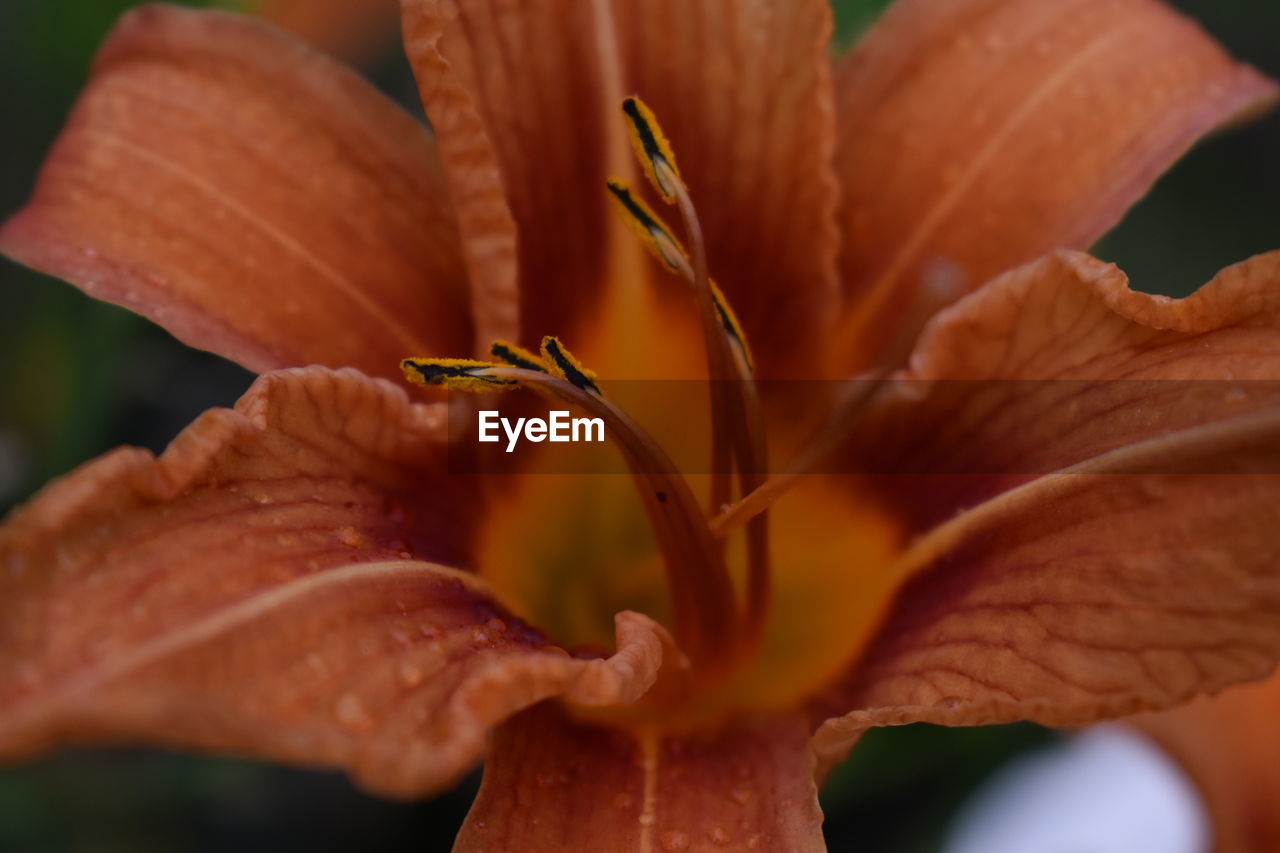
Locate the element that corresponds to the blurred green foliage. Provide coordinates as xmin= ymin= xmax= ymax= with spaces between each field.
xmin=0 ymin=0 xmax=1277 ymax=850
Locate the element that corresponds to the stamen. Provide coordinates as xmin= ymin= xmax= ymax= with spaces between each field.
xmin=615 ymin=97 xmax=774 ymax=647
xmin=400 ymin=357 xmax=518 ymax=393
xmin=490 ymin=340 xmax=548 ymax=373
xmin=621 ymin=96 xmax=680 ymax=201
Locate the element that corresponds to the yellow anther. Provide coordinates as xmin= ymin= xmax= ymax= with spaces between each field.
xmin=490 ymin=340 xmax=547 ymax=372
xmin=709 ymin=281 xmax=754 ymax=374
xmin=622 ymin=96 xmax=680 ymax=201
xmin=400 ymin=357 xmax=516 ymax=393
xmin=540 ymin=336 xmax=601 ymax=396
xmin=606 ymin=179 xmax=688 ymax=274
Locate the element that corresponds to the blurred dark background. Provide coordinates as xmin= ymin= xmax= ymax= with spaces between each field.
xmin=0 ymin=0 xmax=1276 ymax=850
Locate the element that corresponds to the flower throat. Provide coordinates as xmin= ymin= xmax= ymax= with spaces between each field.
xmin=403 ymin=98 xmax=834 ymax=677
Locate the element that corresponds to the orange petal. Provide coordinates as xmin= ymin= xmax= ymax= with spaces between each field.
xmin=2 ymin=558 xmax=672 ymax=798
xmin=0 ymin=367 xmax=673 ymax=796
xmin=400 ymin=0 xmax=591 ymax=351
xmin=255 ymin=0 xmax=400 ymax=65
xmin=846 ymin=249 xmax=1280 ymax=530
xmin=401 ymin=0 xmax=839 ymax=374
xmin=811 ymin=410 xmax=1280 ymax=778
xmin=456 ymin=702 xmax=824 ymax=852
xmin=1135 ymin=672 xmax=1280 ymax=853
xmin=0 ymin=6 xmax=470 ymax=382
xmin=831 ymin=0 xmax=1278 ymax=372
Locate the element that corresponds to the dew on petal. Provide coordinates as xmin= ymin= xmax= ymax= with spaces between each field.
xmin=708 ymin=826 xmax=732 ymax=846
xmin=658 ymin=830 xmax=690 ymax=851
xmin=334 ymin=693 xmax=373 ymax=731
xmin=305 ymin=652 xmax=328 ymax=677
xmin=397 ymin=660 xmax=425 ymax=688
xmin=337 ymin=526 xmax=369 ymax=549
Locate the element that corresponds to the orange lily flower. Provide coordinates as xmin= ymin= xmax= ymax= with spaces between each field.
xmin=4 ymin=1 xmax=1280 ymax=849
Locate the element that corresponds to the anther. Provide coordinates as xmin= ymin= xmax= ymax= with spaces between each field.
xmin=490 ymin=340 xmax=548 ymax=373
xmin=622 ymin=96 xmax=680 ymax=201
xmin=400 ymin=357 xmax=517 ymax=392
xmin=709 ymin=281 xmax=754 ymax=374
xmin=540 ymin=337 xmax=602 ymax=396
xmin=606 ymin=179 xmax=690 ymax=275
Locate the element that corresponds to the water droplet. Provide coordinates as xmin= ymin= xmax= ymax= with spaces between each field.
xmin=658 ymin=830 xmax=689 ymax=851
xmin=708 ymin=826 xmax=732 ymax=846
xmin=337 ymin=526 xmax=368 ymax=549
xmin=334 ymin=693 xmax=372 ymax=730
xmin=638 ymin=813 xmax=657 ymax=827
xmin=398 ymin=661 xmax=425 ymax=688
xmin=730 ymin=787 xmax=752 ymax=805
xmin=485 ymin=618 xmax=506 ymax=634
xmin=305 ymin=652 xmax=328 ymax=676
xmin=611 ymin=793 xmax=634 ymax=809
xmin=746 ymin=833 xmax=764 ymax=849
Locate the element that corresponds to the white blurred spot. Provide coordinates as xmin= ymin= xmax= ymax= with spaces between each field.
xmin=944 ymin=726 xmax=1209 ymax=853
